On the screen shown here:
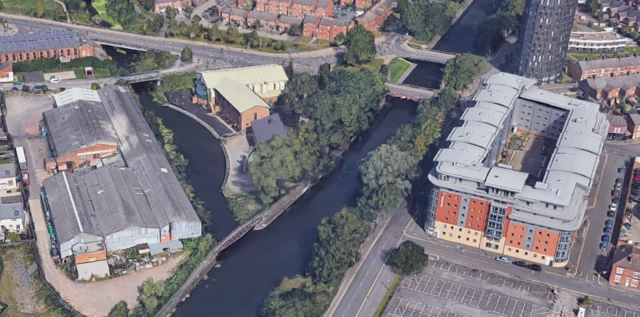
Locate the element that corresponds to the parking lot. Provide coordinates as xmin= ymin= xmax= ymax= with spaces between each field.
xmin=386 ymin=260 xmax=556 ymax=317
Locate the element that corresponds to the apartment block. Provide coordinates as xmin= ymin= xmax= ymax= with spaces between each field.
xmin=610 ymin=246 xmax=640 ymax=289
xmin=0 ymin=31 xmax=94 ymax=64
xmin=569 ymin=32 xmax=632 ymax=52
xmin=567 ymin=55 xmax=640 ymax=80
xmin=425 ymin=73 xmax=609 ymax=267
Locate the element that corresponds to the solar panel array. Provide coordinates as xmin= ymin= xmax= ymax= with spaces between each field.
xmin=1 ymin=39 xmax=81 ymax=54
xmin=0 ymin=30 xmax=77 ymax=44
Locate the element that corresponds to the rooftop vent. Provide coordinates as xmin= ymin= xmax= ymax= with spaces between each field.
xmin=13 ymin=210 xmax=19 ymax=217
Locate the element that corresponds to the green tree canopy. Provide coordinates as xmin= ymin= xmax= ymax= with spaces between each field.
xmin=344 ymin=25 xmax=376 ymax=65
xmin=181 ymin=45 xmax=193 ymax=62
xmin=108 ymin=300 xmax=129 ymax=317
xmin=288 ymin=24 xmax=301 ymax=36
xmin=391 ymin=241 xmax=428 ymax=276
xmin=400 ymin=0 xmax=453 ymax=42
xmin=307 ymin=208 xmax=372 ymax=284
xmin=494 ymin=0 xmax=525 ymax=17
xmin=139 ymin=277 xmax=165 ymax=313
xmin=442 ymin=53 xmax=486 ymax=91
xmin=224 ymin=26 xmax=242 ymax=44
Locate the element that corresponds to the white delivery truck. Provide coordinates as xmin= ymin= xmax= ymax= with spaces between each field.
xmin=16 ymin=147 xmax=27 ymax=170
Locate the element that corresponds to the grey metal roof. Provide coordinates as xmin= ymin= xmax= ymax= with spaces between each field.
xmin=304 ymin=15 xmax=319 ymax=24
xmin=334 ymin=19 xmax=352 ymax=27
xmin=293 ymin=0 xmax=315 ymax=5
xmin=485 ymin=167 xmax=528 ymax=192
xmin=584 ymin=74 xmax=640 ymax=92
xmin=0 ymin=195 xmax=22 ymax=204
xmin=630 ymin=113 xmax=640 ymax=126
xmin=251 ymin=114 xmax=287 ymax=144
xmin=316 ymin=0 xmax=331 ymax=7
xmin=230 ymin=8 xmax=248 ymax=17
xmin=43 ymin=99 xmax=119 ymax=158
xmin=0 ymin=61 xmax=11 ymax=71
xmin=98 ymin=85 xmax=200 ymax=225
xmin=0 ymin=202 xmax=23 ymax=220
xmin=0 ymin=163 xmax=16 ymax=178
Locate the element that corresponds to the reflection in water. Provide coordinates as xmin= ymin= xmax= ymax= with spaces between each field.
xmin=143 ymin=93 xmax=416 ymax=316
xmin=433 ymin=0 xmax=494 ymax=54
xmin=401 ymin=60 xmax=444 ymax=89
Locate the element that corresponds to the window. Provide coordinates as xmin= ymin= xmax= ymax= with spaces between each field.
xmin=617 ymin=267 xmax=625 ymax=275
xmin=615 ymin=275 xmax=622 ymax=283
xmin=524 ymin=252 xmax=528 ymax=256
xmin=443 ymin=224 xmax=447 ymax=229
xmin=473 ymin=239 xmax=477 ymax=243
xmin=93 ymin=154 xmax=100 ymax=159
xmin=541 ymin=256 xmax=545 ymax=259
xmin=474 ymin=232 xmax=478 ymax=236
xmin=508 ymin=247 xmax=512 ymax=251
xmin=632 ymin=279 xmax=639 ymax=288
xmin=633 ymin=272 xmax=640 ymax=279
xmin=485 ymin=242 xmax=492 ymax=248
xmin=516 ymin=249 xmax=519 ymax=253
xmin=457 ymin=235 xmax=461 ymax=239
xmin=533 ymin=254 xmax=537 ymax=258
xmin=467 ymin=230 xmax=470 ymax=234
xmin=466 ymin=237 xmax=470 ymax=241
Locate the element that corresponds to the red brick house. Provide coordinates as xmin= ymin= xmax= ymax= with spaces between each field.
xmin=355 ymin=0 xmax=372 ymax=9
xmin=315 ymin=0 xmax=333 ymax=17
xmin=291 ymin=0 xmax=316 ymax=18
xmin=255 ymin=0 xmax=270 ymax=12
xmin=219 ymin=7 xmax=233 ymax=23
xmin=303 ymin=15 xmax=321 ymax=37
xmin=247 ymin=11 xmax=279 ymax=30
xmin=0 ymin=31 xmax=94 ymax=64
xmin=277 ymin=15 xmax=303 ymax=32
xmin=355 ymin=0 xmax=392 ymax=32
xmin=0 ymin=62 xmax=13 ymax=83
xmin=627 ymin=113 xmax=640 ymax=140
xmin=579 ymin=73 xmax=640 ymax=104
xmin=268 ymin=0 xmax=292 ymax=15
xmin=610 ymin=246 xmax=640 ymax=289
xmin=331 ymin=19 xmax=353 ymax=39
xmin=567 ymin=55 xmax=640 ymax=80
xmin=316 ymin=17 xmax=335 ymax=40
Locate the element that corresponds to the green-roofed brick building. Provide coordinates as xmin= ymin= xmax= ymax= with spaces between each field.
xmin=194 ymin=64 xmax=289 ymax=130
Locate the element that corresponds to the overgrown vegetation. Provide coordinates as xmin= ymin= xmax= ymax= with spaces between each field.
xmin=344 ymin=25 xmax=377 ymax=66
xmin=63 ymin=0 xmax=162 ymax=33
xmin=260 ymin=76 xmax=459 ymax=317
xmin=396 ymin=0 xmax=464 ymax=43
xmin=0 ymin=0 xmax=66 ymax=21
xmin=0 ymin=244 xmax=75 ymax=317
xmin=250 ymin=65 xmax=387 ymax=207
xmin=12 ymin=50 xmax=176 ymax=77
xmin=373 ymin=276 xmax=400 ymax=317
xmin=152 ymin=72 xmax=197 ymax=103
xmin=442 ymin=53 xmax=489 ymax=91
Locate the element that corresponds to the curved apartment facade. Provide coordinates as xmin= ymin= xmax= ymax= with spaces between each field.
xmin=424 ymin=73 xmax=608 ymax=267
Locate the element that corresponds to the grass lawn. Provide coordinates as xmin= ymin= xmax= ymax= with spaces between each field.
xmin=73 ymin=68 xmax=86 ymax=79
xmin=0 ymin=244 xmax=70 ymax=317
xmin=0 ymin=0 xmax=64 ymax=21
xmin=296 ymin=36 xmax=313 ymax=44
xmin=389 ymin=58 xmax=411 ymax=83
xmin=93 ymin=68 xmax=112 ymax=78
xmin=92 ymin=0 xmax=123 ymax=30
xmin=335 ymin=58 xmax=385 ymax=72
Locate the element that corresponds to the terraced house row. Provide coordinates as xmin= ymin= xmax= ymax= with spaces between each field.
xmin=425 ymin=73 xmax=609 ymax=267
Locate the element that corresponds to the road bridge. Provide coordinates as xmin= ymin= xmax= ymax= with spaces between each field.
xmin=93 ymin=39 xmax=148 ymax=51
xmin=387 ymin=83 xmax=436 ymax=101
xmin=399 ymin=49 xmax=457 ymax=64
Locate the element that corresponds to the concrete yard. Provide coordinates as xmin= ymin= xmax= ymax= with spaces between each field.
xmin=224 ymin=134 xmax=257 ymax=194
xmin=386 ymin=260 xmax=556 ymax=317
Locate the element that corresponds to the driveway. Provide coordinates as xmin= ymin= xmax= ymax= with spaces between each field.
xmin=5 ymin=94 xmax=184 ymax=316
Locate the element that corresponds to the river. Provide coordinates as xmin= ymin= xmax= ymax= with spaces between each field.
xmin=139 ymin=93 xmax=416 ymax=316
xmin=433 ymin=0 xmax=495 ymax=54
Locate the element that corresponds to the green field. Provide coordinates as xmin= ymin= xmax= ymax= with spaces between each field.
xmin=1 ymin=0 xmax=65 ymax=21
xmin=93 ymin=69 xmax=112 ymax=78
xmin=335 ymin=58 xmax=385 ymax=73
xmin=389 ymin=58 xmax=411 ymax=83
xmin=91 ymin=0 xmax=123 ymax=30
xmin=73 ymin=68 xmax=86 ymax=79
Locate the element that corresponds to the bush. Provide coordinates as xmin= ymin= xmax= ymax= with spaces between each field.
xmin=228 ymin=193 xmax=265 ymax=222
xmin=13 ymin=57 xmax=117 ymax=74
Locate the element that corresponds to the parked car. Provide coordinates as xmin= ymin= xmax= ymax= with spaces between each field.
xmin=602 ymin=234 xmax=610 ymax=242
xmin=606 ymin=219 xmax=614 ymax=226
xmin=513 ymin=261 xmax=527 ymax=267
xmin=527 ymin=264 xmax=542 ymax=272
xmin=608 ymin=211 xmax=616 ymax=218
xmin=601 ymin=241 xmax=609 ymax=251
xmin=10 ymin=87 xmax=18 ymax=91
xmin=610 ymin=202 xmax=618 ymax=210
xmin=49 ymin=77 xmax=60 ymax=83
xmin=624 ymin=223 xmax=632 ymax=230
xmin=495 ymin=256 xmax=509 ymax=263
xmin=619 ymin=167 xmax=626 ymax=174
xmin=604 ymin=227 xmax=612 ymax=235
xmin=615 ymin=183 xmax=622 ymax=190
xmin=634 ymin=168 xmax=640 ymax=175
xmin=616 ymin=177 xmax=623 ymax=184
xmin=612 ymin=197 xmax=620 ymax=204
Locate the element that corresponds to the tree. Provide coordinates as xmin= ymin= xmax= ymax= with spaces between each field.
xmin=442 ymin=53 xmax=486 ymax=91
xmin=181 ymin=45 xmax=193 ymax=62
xmin=245 ymin=30 xmax=261 ymax=48
xmin=494 ymin=0 xmax=525 ymax=17
xmin=250 ymin=135 xmax=304 ymax=204
xmin=36 ymin=0 xmax=45 ymax=17
xmin=284 ymin=60 xmax=294 ymax=80
xmin=399 ymin=1 xmax=451 ymax=42
xmin=224 ymin=26 xmax=242 ymax=44
xmin=207 ymin=25 xmax=222 ymax=42
xmin=307 ymin=208 xmax=371 ymax=284
xmin=139 ymin=277 xmax=165 ymax=313
xmin=391 ymin=241 xmax=428 ymax=276
xmin=192 ymin=15 xmax=202 ymax=26
xmin=108 ymin=301 xmax=129 ymax=317
xmin=624 ymin=104 xmax=633 ymax=114
xmin=288 ymin=24 xmax=301 ymax=36
xmin=252 ymin=19 xmax=261 ymax=29
xmin=0 ymin=1 xmax=3 ymax=11
xmin=344 ymin=25 xmax=376 ymax=65
xmin=589 ymin=0 xmax=599 ymax=13
xmin=141 ymin=0 xmax=155 ymax=11
xmin=184 ymin=5 xmax=193 ymax=18
xmin=359 ymin=144 xmax=418 ymax=211
xmin=166 ymin=6 xmax=176 ymax=19
xmin=578 ymin=296 xmax=593 ymax=308
xmin=40 ymin=85 xmax=49 ymax=92
xmin=333 ymin=32 xmax=346 ymax=46
xmin=379 ymin=64 xmax=389 ymax=81
xmin=317 ymin=63 xmax=331 ymax=89
xmin=261 ymin=281 xmax=332 ymax=317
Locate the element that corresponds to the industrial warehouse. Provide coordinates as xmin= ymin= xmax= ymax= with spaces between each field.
xmin=425 ymin=73 xmax=609 ymax=267
xmin=40 ymin=86 xmax=201 ymax=278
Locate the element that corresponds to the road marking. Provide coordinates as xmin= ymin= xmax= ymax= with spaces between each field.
xmin=325 ymin=211 xmax=394 ymax=317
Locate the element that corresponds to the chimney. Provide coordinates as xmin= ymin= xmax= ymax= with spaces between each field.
xmin=628 ymin=256 xmax=632 ymax=262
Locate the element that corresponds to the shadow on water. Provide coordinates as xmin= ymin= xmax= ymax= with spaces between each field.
xmin=401 ymin=60 xmax=444 ymax=89
xmin=162 ymin=98 xmax=416 ymax=317
xmin=433 ymin=0 xmax=495 ymax=54
xmin=137 ymin=91 xmax=238 ymax=240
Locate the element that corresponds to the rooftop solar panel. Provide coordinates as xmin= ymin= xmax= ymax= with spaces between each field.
xmin=0 ymin=38 xmax=81 ymax=54
xmin=0 ymin=31 xmax=77 ymax=44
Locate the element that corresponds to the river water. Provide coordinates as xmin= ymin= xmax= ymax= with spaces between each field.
xmin=133 ymin=0 xmax=491 ymax=312
xmin=140 ymin=94 xmax=416 ymax=316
